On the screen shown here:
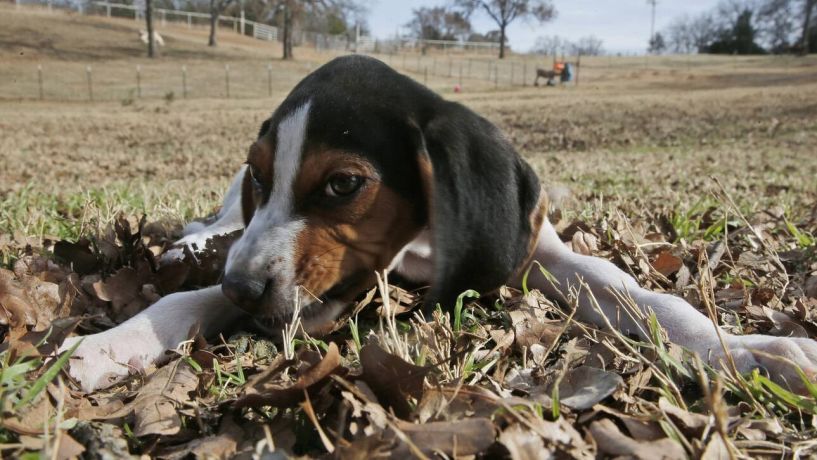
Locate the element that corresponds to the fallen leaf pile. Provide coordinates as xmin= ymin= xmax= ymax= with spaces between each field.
xmin=0 ymin=203 xmax=816 ymax=458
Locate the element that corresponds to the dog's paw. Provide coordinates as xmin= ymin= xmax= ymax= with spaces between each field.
xmin=158 ymin=224 xmax=240 ymax=267
xmin=724 ymin=334 xmax=817 ymax=394
xmin=60 ymin=332 xmax=159 ymax=392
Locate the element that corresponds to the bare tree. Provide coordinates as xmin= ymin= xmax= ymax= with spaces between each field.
xmin=571 ymin=35 xmax=604 ymax=55
xmin=647 ymin=0 xmax=658 ymax=53
xmin=407 ymin=7 xmax=471 ymax=41
xmin=467 ymin=30 xmax=502 ymax=42
xmin=666 ymin=15 xmax=694 ymax=53
xmin=664 ymin=11 xmax=719 ymax=53
xmin=208 ymin=0 xmax=235 ymax=47
xmin=533 ymin=35 xmax=603 ymax=56
xmin=277 ymin=0 xmax=364 ymax=60
xmin=757 ymin=0 xmax=795 ymax=52
xmin=532 ymin=34 xmax=566 ymax=55
xmin=801 ymin=0 xmax=816 ymax=53
xmin=663 ymin=0 xmax=812 ymax=54
xmin=457 ymin=0 xmax=556 ymax=59
xmin=146 ymin=0 xmax=156 ymax=57
xmin=281 ymin=0 xmax=294 ymax=59
xmin=648 ymin=31 xmax=666 ymax=53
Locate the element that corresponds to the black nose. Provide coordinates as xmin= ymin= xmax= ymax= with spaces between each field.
xmin=222 ymin=272 xmax=267 ymax=314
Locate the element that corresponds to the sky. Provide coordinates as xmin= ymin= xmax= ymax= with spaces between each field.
xmin=367 ymin=0 xmax=723 ymax=54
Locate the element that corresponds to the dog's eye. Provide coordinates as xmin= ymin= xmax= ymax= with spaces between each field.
xmin=325 ymin=174 xmax=363 ymax=197
xmin=249 ymin=166 xmax=263 ymax=193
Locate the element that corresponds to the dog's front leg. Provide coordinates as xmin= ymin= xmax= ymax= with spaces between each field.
xmin=518 ymin=220 xmax=817 ymax=392
xmin=161 ymin=165 xmax=247 ymax=264
xmin=61 ymin=286 xmax=244 ymax=392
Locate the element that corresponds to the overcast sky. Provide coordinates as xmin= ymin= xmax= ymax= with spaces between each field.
xmin=367 ymin=0 xmax=723 ymax=54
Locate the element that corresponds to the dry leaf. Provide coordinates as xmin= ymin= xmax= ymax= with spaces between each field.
xmin=590 ymin=419 xmax=685 ymax=460
xmin=652 ymin=251 xmax=683 ymax=277
xmin=508 ymin=298 xmax=563 ymax=353
xmin=498 ymin=423 xmax=551 ymax=460
xmin=359 ymin=343 xmax=431 ymax=419
xmin=805 ymin=275 xmax=817 ymax=299
xmin=53 ymin=240 xmax=99 ymax=275
xmin=233 ymin=342 xmax=342 ymax=409
xmin=392 ymin=418 xmax=495 ymax=456
xmin=658 ymin=398 xmax=710 ymax=438
xmin=700 ymin=432 xmax=730 ymax=460
xmin=55 ymin=432 xmax=86 ymax=460
xmin=97 ymin=361 xmax=198 ymax=437
xmin=557 ymin=366 xmax=623 ymax=410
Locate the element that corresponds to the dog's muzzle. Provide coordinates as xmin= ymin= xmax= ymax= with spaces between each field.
xmin=221 ymin=271 xmax=269 ymax=314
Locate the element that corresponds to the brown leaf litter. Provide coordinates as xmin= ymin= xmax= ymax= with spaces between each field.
xmin=1 ymin=207 xmax=816 ymax=458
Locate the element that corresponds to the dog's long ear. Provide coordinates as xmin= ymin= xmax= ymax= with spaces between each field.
xmin=414 ymin=101 xmax=543 ymax=310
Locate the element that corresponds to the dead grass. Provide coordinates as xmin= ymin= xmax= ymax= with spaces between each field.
xmin=1 ymin=4 xmax=817 ymax=459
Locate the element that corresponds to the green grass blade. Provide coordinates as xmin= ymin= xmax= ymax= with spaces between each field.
xmin=454 ymin=289 xmax=480 ymax=333
xmin=15 ymin=338 xmax=82 ymax=410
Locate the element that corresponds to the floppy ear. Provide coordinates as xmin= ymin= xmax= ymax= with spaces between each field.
xmin=416 ymin=101 xmax=544 ymax=310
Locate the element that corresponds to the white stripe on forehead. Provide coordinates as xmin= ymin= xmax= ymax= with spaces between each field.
xmin=271 ymin=101 xmax=311 ymax=210
xmin=224 ymin=101 xmax=310 ymax=277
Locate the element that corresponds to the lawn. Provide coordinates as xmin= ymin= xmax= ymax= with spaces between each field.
xmin=2 ymin=4 xmax=817 ymax=459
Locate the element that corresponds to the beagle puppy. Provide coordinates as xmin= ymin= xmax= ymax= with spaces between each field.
xmin=62 ymin=56 xmax=817 ymax=393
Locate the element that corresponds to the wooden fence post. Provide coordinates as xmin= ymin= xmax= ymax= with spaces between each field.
xmin=424 ymin=66 xmax=428 ymax=85
xmin=225 ymin=64 xmax=230 ymax=98
xmin=494 ymin=64 xmax=498 ymax=89
xmin=523 ymin=61 xmax=527 ymax=86
xmin=86 ymin=66 xmax=93 ymax=101
xmin=136 ymin=65 xmax=141 ymax=98
xmin=182 ymin=65 xmax=188 ymax=99
xmin=267 ymin=63 xmax=272 ymax=97
xmin=575 ymin=53 xmax=581 ymax=87
xmin=37 ymin=65 xmax=44 ymax=100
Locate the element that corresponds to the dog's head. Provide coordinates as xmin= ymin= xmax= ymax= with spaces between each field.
xmin=222 ymin=56 xmax=543 ymax=326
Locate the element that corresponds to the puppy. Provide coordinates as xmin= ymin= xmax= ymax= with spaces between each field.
xmin=62 ymin=55 xmax=817 ymax=393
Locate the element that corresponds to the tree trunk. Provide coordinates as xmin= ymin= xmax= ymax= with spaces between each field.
xmin=802 ymin=0 xmax=815 ymax=55
xmin=282 ymin=2 xmax=293 ymax=60
xmin=146 ymin=0 xmax=155 ymax=58
xmin=498 ymin=24 xmax=506 ymax=59
xmin=208 ymin=0 xmax=218 ymax=47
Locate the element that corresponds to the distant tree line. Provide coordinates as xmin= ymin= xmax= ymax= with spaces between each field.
xmin=532 ymin=35 xmax=604 ymax=56
xmin=662 ymin=0 xmax=816 ymax=55
xmin=406 ymin=1 xmax=557 ymax=59
xmin=125 ymin=0 xmax=366 ymax=59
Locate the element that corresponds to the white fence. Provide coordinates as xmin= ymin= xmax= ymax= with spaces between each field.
xmin=14 ymin=0 xmax=499 ymax=55
xmin=253 ymin=23 xmax=278 ymax=42
xmin=92 ymin=1 xmax=272 ymax=40
xmin=89 ymin=1 xmax=377 ymax=53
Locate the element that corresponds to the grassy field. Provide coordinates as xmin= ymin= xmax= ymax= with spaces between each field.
xmin=2 ymin=4 xmax=817 ymax=459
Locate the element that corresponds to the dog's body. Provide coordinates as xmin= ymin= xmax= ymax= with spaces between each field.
xmin=63 ymin=56 xmax=817 ymax=393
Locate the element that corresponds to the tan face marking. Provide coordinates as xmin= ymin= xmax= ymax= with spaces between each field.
xmin=292 ymin=149 xmax=423 ymax=302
